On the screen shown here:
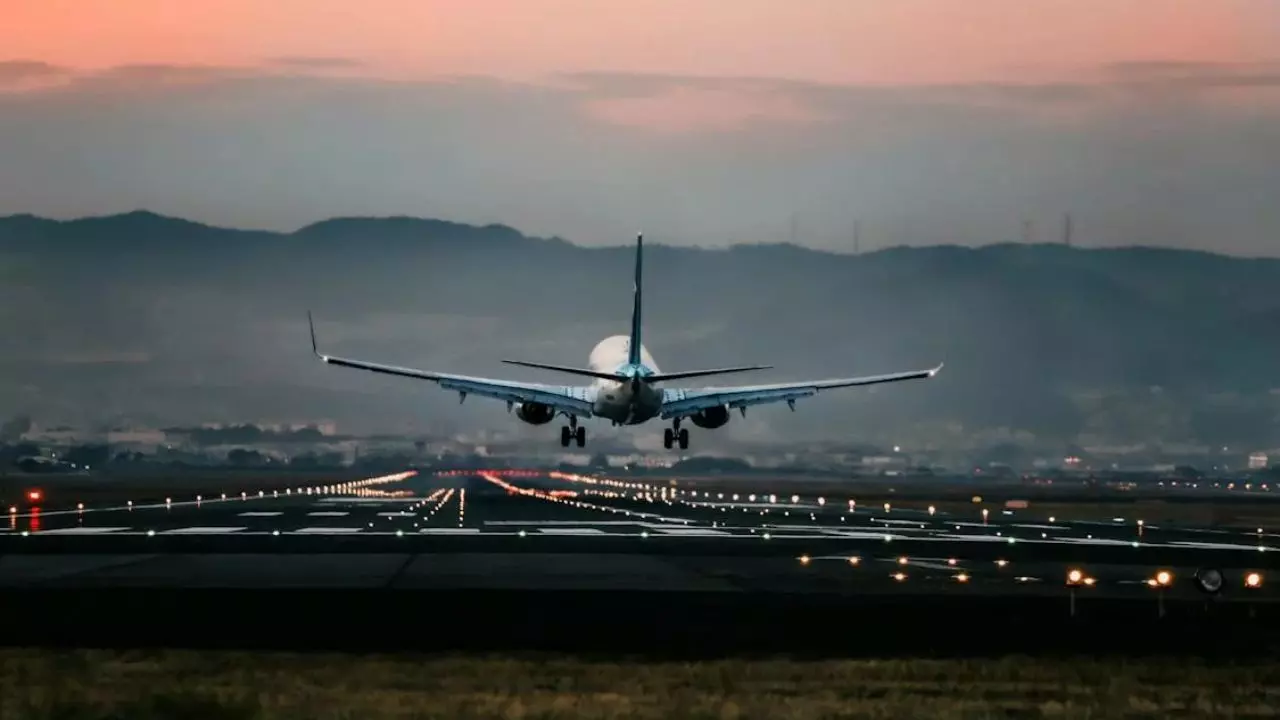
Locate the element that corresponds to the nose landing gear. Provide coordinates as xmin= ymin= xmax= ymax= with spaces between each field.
xmin=560 ymin=417 xmax=586 ymax=448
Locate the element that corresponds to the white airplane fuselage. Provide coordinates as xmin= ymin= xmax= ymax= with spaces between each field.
xmin=587 ymin=335 xmax=664 ymax=425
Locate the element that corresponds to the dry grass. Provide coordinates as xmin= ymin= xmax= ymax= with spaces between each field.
xmin=1 ymin=650 xmax=1279 ymax=718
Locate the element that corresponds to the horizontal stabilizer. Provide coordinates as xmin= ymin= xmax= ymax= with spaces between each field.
xmin=646 ymin=366 xmax=773 ymax=382
xmin=502 ymin=359 xmax=772 ymax=384
xmin=501 ymin=359 xmax=624 ymax=382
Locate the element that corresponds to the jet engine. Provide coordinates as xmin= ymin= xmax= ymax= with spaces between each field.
xmin=515 ymin=402 xmax=556 ymax=425
xmin=689 ymin=405 xmax=730 ymax=429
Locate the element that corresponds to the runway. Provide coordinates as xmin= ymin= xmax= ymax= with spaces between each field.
xmin=3 ymin=468 xmax=1279 ymax=656
xmin=1 ymin=469 xmax=1274 ymax=598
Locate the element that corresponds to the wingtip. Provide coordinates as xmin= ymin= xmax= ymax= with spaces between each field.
xmin=930 ymin=362 xmax=945 ymax=377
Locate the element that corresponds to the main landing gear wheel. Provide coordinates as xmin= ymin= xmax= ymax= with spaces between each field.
xmin=561 ymin=422 xmax=586 ymax=448
xmin=664 ymin=426 xmax=690 ymax=450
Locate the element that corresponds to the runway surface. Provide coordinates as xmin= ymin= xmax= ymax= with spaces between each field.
xmin=1 ymin=469 xmax=1274 ymax=599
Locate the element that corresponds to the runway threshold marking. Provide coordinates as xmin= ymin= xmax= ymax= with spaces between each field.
xmin=306 ymin=511 xmax=349 ymax=517
xmin=537 ymin=528 xmax=607 ymax=535
xmin=162 ymin=527 xmax=247 ymax=534
xmin=652 ymin=527 xmax=731 ymax=536
xmin=239 ymin=512 xmax=283 ymax=517
xmin=420 ymin=528 xmax=480 ymax=534
xmin=294 ymin=527 xmax=362 ymax=534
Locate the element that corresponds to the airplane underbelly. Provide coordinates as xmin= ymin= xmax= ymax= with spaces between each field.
xmin=593 ymin=384 xmax=661 ymax=424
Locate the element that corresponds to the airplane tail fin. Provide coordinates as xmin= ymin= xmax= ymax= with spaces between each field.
xmin=628 ymin=232 xmax=643 ymax=367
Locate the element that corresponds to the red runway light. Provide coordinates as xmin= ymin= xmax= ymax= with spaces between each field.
xmin=27 ymin=490 xmax=42 ymax=502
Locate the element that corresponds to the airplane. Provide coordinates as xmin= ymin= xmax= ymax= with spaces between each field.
xmin=308 ymin=233 xmax=943 ymax=450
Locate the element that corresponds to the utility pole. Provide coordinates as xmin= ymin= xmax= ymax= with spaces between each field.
xmin=853 ymin=219 xmax=861 ymax=254
xmin=1022 ymin=219 xmax=1033 ymax=243
xmin=1063 ymin=213 xmax=1074 ymax=247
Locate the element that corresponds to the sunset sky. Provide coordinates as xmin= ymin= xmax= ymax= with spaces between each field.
xmin=3 ymin=0 xmax=1280 ymax=253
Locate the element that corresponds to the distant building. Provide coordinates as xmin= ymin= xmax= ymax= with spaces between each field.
xmin=1249 ymin=453 xmax=1269 ymax=470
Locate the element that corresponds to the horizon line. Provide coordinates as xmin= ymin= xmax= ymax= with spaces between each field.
xmin=0 ymin=208 xmax=1269 ymax=260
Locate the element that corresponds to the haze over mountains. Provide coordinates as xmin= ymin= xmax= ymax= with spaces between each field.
xmin=2 ymin=210 xmax=1279 ymax=453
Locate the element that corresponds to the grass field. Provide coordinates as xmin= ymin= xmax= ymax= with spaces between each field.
xmin=2 ymin=649 xmax=1279 ymax=719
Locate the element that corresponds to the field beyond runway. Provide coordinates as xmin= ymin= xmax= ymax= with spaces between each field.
xmin=3 ymin=650 xmax=1277 ymax=719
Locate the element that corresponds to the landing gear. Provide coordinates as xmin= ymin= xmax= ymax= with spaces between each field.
xmin=560 ymin=416 xmax=586 ymax=448
xmin=663 ymin=421 xmax=689 ymax=450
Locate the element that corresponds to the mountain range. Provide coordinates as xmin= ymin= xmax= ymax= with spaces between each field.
xmin=2 ymin=210 xmax=1279 ymax=453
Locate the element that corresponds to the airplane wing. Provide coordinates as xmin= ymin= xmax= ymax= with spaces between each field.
xmin=660 ymin=364 xmax=943 ymax=420
xmin=308 ymin=314 xmax=596 ymax=417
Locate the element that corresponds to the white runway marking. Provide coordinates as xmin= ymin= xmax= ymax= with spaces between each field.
xmin=162 ymin=527 xmax=246 ymax=534
xmin=377 ymin=512 xmax=415 ymax=517
xmin=1057 ymin=536 xmax=1135 ymax=547
xmin=36 ymin=527 xmax=130 ymax=535
xmin=653 ymin=527 xmax=730 ymax=536
xmin=821 ymin=530 xmax=904 ymax=540
xmin=933 ymin=534 xmax=1010 ymax=543
xmin=294 ymin=527 xmax=362 ymax=534
xmin=1169 ymin=540 xmax=1271 ymax=551
xmin=238 ymin=512 xmax=282 ymax=517
xmin=486 ymin=520 xmax=641 ymax=526
xmin=537 ymin=528 xmax=607 ymax=535
xmin=307 ymin=511 xmax=349 ymax=517
xmin=420 ymin=528 xmax=480 ymax=534
xmin=873 ymin=518 xmax=932 ymax=526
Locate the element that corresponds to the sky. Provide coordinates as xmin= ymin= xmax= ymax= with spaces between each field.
xmin=3 ymin=0 xmax=1280 ymax=254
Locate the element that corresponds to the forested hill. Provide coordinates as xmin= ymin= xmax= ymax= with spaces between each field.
xmin=2 ymin=210 xmax=1278 ymax=450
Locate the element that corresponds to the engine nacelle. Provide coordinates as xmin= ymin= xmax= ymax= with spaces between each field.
xmin=515 ymin=402 xmax=556 ymax=425
xmin=689 ymin=405 xmax=730 ymax=429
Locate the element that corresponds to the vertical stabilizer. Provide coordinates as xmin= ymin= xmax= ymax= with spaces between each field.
xmin=628 ymin=233 xmax=643 ymax=366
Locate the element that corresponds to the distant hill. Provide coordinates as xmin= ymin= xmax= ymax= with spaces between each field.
xmin=2 ymin=210 xmax=1279 ymax=451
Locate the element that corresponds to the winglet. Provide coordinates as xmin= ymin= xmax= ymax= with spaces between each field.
xmin=929 ymin=362 xmax=945 ymax=377
xmin=307 ymin=311 xmax=324 ymax=360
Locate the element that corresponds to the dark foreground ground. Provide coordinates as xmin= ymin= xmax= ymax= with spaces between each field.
xmin=4 ymin=649 xmax=1278 ymax=719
